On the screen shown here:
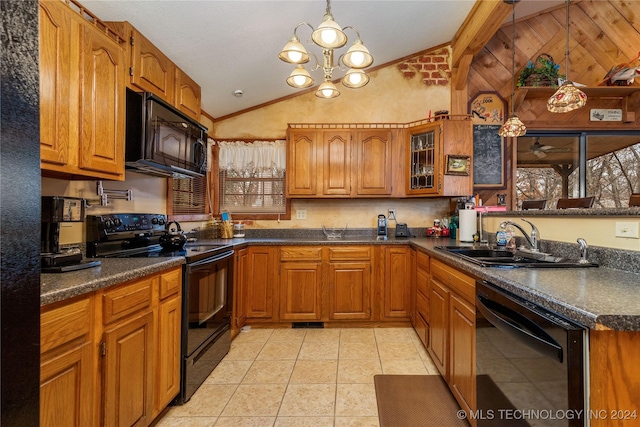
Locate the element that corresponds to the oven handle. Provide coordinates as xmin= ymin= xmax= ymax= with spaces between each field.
xmin=476 ymin=294 xmax=563 ymax=362
xmin=187 ymin=249 xmax=234 ymax=269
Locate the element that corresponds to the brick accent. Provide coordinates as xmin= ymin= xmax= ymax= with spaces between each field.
xmin=397 ymin=48 xmax=451 ymax=86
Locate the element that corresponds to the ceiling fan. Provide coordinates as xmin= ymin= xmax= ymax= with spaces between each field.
xmin=529 ymin=138 xmax=571 ymax=158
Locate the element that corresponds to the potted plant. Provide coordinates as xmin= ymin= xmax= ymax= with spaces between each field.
xmin=517 ymin=54 xmax=565 ymax=87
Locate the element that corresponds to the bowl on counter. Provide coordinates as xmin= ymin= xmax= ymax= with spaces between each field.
xmin=322 ymin=224 xmax=347 ymax=239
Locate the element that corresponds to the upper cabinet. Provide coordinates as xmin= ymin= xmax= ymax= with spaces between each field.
xmin=405 ymin=117 xmax=473 ymax=197
xmin=107 ymin=21 xmax=202 ymax=121
xmin=175 ymin=67 xmax=202 ymax=121
xmin=287 ymin=127 xmax=394 ymax=198
xmin=108 ymin=22 xmax=176 ymax=103
xmin=39 ymin=0 xmax=126 ymax=181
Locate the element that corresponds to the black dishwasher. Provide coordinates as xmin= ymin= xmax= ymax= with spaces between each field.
xmin=475 ymin=281 xmax=586 ymax=427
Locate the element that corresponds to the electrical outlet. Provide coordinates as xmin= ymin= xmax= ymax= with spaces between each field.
xmin=296 ymin=209 xmax=307 ymax=220
xmin=388 ymin=209 xmax=396 ymax=220
xmin=615 ymin=221 xmax=639 ymax=239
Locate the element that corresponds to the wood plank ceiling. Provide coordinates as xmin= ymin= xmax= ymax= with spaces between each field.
xmin=467 ymin=0 xmax=640 ymax=130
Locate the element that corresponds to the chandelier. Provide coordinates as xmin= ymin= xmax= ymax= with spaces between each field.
xmin=547 ymin=0 xmax=587 ymax=113
xmin=498 ymin=0 xmax=527 ymax=137
xmin=278 ymin=0 xmax=374 ymax=99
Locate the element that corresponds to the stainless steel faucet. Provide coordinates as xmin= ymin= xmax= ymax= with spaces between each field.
xmin=500 ymin=218 xmax=540 ymax=251
xmin=577 ymin=238 xmax=590 ymax=263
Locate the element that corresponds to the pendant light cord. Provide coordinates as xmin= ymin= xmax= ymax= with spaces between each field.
xmin=565 ymin=0 xmax=570 ymax=82
xmin=510 ymin=3 xmax=516 ymax=116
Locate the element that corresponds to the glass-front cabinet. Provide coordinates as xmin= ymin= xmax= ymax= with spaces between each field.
xmin=406 ymin=122 xmax=441 ymax=195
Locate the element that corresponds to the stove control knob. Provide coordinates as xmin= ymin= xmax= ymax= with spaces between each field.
xmin=151 ymin=217 xmax=159 ymax=225
xmin=113 ymin=218 xmax=122 ymax=227
xmin=157 ymin=217 xmax=166 ymax=225
xmin=104 ymin=219 xmax=114 ymax=229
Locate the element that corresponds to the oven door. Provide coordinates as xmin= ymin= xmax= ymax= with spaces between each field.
xmin=184 ymin=250 xmax=234 ymax=356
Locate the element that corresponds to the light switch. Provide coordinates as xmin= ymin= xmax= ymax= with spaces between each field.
xmin=615 ymin=222 xmax=639 ymax=239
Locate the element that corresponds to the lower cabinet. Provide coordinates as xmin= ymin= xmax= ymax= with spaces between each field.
xmin=245 ymin=246 xmax=278 ymax=321
xmin=279 ymin=247 xmax=323 ymax=321
xmin=40 ymin=266 xmax=182 ymax=427
xmin=383 ymin=246 xmax=411 ymax=319
xmin=40 ymin=296 xmax=95 ymax=427
xmin=427 ymin=258 xmax=476 ymax=425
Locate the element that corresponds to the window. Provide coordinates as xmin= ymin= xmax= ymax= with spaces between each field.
xmin=170 ymin=174 xmax=210 ymax=220
xmin=516 ymin=132 xmax=640 ymax=208
xmin=217 ymin=140 xmax=288 ymax=218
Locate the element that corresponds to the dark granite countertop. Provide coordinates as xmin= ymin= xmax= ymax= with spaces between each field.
xmin=41 ymin=232 xmax=640 ymax=331
xmin=41 ymin=257 xmax=185 ymax=306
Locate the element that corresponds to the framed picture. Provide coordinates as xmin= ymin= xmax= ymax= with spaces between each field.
xmin=445 ymin=155 xmax=470 ymax=175
xmin=469 ymin=92 xmax=507 ymax=189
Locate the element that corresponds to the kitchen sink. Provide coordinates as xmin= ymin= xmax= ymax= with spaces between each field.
xmin=435 ymin=245 xmax=598 ymax=268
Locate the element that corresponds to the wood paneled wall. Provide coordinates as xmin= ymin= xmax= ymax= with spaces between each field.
xmin=467 ymin=0 xmax=640 ymax=206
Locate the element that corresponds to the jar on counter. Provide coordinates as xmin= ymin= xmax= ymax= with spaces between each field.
xmin=233 ymin=223 xmax=245 ymax=238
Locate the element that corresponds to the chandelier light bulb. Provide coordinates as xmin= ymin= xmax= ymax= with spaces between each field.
xmin=316 ymin=80 xmax=340 ymax=98
xmin=288 ymin=51 xmax=303 ymax=63
xmin=342 ymin=69 xmax=369 ymax=88
xmin=293 ymin=75 xmax=307 ymax=86
xmin=321 ymin=28 xmax=338 ymax=45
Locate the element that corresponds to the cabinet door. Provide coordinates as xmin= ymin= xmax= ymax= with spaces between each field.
xmin=322 ymin=130 xmax=352 ymax=196
xmin=449 ymin=293 xmax=476 ymax=418
xmin=428 ymin=278 xmax=449 ymax=379
xmin=130 ymin=28 xmax=176 ymax=103
xmin=405 ymin=122 xmax=441 ymax=196
xmin=383 ymin=247 xmax=410 ymax=318
xmin=79 ymin=22 xmax=125 ymax=178
xmin=279 ymin=262 xmax=322 ymax=321
xmin=329 ymin=261 xmax=371 ymax=320
xmin=156 ymin=296 xmax=181 ymax=414
xmin=287 ymin=129 xmax=319 ymax=197
xmin=246 ymin=247 xmax=277 ymax=320
xmin=355 ymin=130 xmax=393 ymax=195
xmin=232 ymin=247 xmax=249 ymax=336
xmin=39 ymin=1 xmax=72 ymax=167
xmin=40 ymin=296 xmax=94 ymax=427
xmin=175 ymin=67 xmax=201 ymax=120
xmin=103 ymin=311 xmax=154 ymax=427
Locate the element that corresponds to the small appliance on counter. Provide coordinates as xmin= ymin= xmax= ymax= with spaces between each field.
xmin=41 ymin=196 xmax=101 ymax=273
xmin=377 ymin=214 xmax=388 ymax=240
xmin=395 ymin=223 xmax=409 ymax=238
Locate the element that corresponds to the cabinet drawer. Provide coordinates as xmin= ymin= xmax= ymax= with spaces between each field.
xmin=431 ymin=259 xmax=475 ymax=304
xmin=416 ymin=289 xmax=429 ymax=321
xmin=416 ymin=251 xmax=430 ymax=272
xmin=328 ymin=246 xmax=371 ymax=261
xmin=103 ymin=277 xmax=155 ymax=324
xmin=280 ymin=246 xmax=322 ymax=261
xmin=41 ymin=296 xmax=92 ymax=354
xmin=159 ymin=267 xmax=181 ymax=300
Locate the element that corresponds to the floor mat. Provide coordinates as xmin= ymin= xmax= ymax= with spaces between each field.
xmin=374 ymin=374 xmax=470 ymax=427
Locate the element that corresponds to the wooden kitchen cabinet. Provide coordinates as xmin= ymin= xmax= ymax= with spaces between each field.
xmin=413 ymin=250 xmax=430 ymax=347
xmin=328 ymin=246 xmax=372 ymax=320
xmin=279 ymin=247 xmax=323 ymax=321
xmin=155 ymin=268 xmax=182 ymax=416
xmin=40 ymin=266 xmax=182 ymax=427
xmin=232 ymin=247 xmax=249 ymax=337
xmin=405 ymin=117 xmax=472 ymax=197
xmin=106 ymin=21 xmax=176 ymax=104
xmin=428 ymin=258 xmax=477 ymax=420
xmin=383 ymin=246 xmax=411 ymax=319
xmin=246 ymin=246 xmax=278 ymax=321
xmin=175 ymin=67 xmax=202 ymax=121
xmin=39 ymin=0 xmax=126 ymax=180
xmin=40 ymin=295 xmax=95 ymax=427
xmin=449 ymin=292 xmax=476 ymax=420
xmin=286 ymin=127 xmax=394 ymax=198
xmin=101 ymin=277 xmax=155 ymax=427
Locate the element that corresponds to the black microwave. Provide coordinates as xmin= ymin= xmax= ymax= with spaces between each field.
xmin=125 ymin=89 xmax=208 ymax=178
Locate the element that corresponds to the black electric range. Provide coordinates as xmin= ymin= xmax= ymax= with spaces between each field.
xmin=85 ymin=213 xmax=231 ymax=263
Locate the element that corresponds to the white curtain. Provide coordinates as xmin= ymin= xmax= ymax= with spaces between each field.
xmin=216 ymin=140 xmax=286 ymax=173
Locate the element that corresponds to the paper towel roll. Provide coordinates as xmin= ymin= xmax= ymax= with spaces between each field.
xmin=458 ymin=209 xmax=477 ymax=242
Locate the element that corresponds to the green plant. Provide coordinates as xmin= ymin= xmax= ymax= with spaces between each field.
xmin=517 ymin=54 xmax=565 ymax=87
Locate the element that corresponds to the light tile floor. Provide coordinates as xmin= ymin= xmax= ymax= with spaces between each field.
xmin=156 ymin=327 xmax=439 ymax=427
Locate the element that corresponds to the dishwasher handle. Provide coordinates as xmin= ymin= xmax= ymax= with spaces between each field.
xmin=477 ymin=294 xmax=563 ymax=362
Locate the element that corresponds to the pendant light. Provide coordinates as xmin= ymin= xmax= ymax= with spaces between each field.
xmin=547 ymin=0 xmax=587 ymax=113
xmin=498 ymin=0 xmax=527 ymax=138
